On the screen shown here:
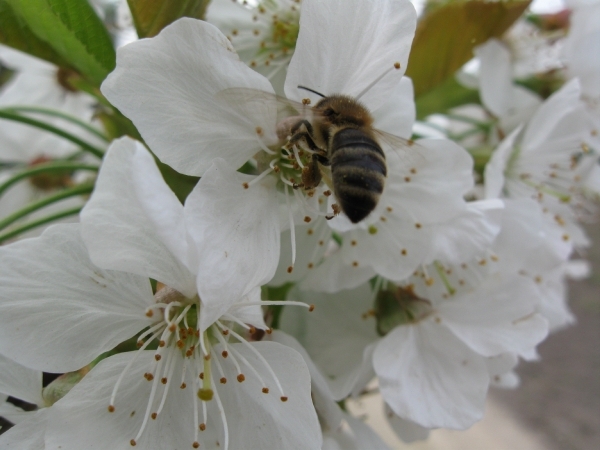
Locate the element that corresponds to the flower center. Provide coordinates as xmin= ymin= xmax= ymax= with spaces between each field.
xmin=228 ymin=0 xmax=301 ymax=79
xmin=107 ymin=286 xmax=312 ymax=449
xmin=27 ymin=155 xmax=73 ymax=191
xmin=373 ymin=284 xmax=434 ymax=335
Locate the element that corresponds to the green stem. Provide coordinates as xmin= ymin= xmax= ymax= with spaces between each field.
xmin=0 ymin=182 xmax=94 ymax=232
xmin=0 ymin=162 xmax=99 ymax=196
xmin=0 ymin=110 xmax=105 ymax=159
xmin=0 ymin=206 xmax=81 ymax=243
xmin=2 ymin=106 xmax=109 ymax=142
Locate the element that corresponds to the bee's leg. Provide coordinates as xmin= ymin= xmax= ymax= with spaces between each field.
xmin=325 ymin=204 xmax=341 ymax=220
xmin=288 ymin=121 xmax=320 ymax=152
xmin=301 ymin=154 xmax=323 ymax=189
xmin=312 ymin=152 xmax=330 ymax=166
xmin=287 ymin=131 xmax=320 ymax=152
xmin=290 ymin=119 xmax=314 ymax=136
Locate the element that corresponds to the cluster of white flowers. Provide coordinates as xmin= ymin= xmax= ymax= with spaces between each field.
xmin=0 ymin=0 xmax=598 ymax=448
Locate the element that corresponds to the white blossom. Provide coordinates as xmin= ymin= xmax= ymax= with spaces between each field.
xmin=278 ymin=200 xmax=554 ymax=429
xmin=485 ymin=79 xmax=598 ymax=248
xmin=0 ymin=137 xmax=320 ymax=449
xmin=102 ymin=0 xmax=495 ymax=291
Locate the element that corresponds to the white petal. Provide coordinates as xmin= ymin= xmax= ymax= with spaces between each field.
xmin=324 ymin=412 xmax=391 ymax=450
xmin=102 ymin=18 xmax=275 ymax=176
xmin=0 ymin=224 xmax=153 ymax=372
xmin=81 ymin=137 xmax=197 ymax=297
xmin=0 ymin=354 xmax=43 ymax=406
xmin=475 ymin=39 xmax=514 ymax=118
xmin=218 ymin=342 xmax=322 ymax=449
xmin=130 ymin=142 xmax=191 ymax=270
xmin=521 ymin=79 xmax=583 ymax=151
xmin=285 ymin=0 xmax=416 ymax=111
xmin=270 ymin=330 xmax=343 ymax=431
xmin=0 ymin=408 xmax=47 ymax=449
xmin=384 ymin=404 xmax=430 ymax=443
xmin=380 ymin=138 xmax=474 ymax=224
xmin=279 ymin=285 xmax=380 ymax=400
xmin=424 ymin=199 xmax=504 ymax=266
xmin=484 ymin=126 xmax=523 ymax=199
xmin=46 ymin=344 xmax=321 ymax=450
xmin=493 ymin=199 xmax=571 ymax=272
xmin=46 ymin=353 xmax=201 ymax=449
xmin=486 ymin=353 xmax=520 ymax=388
xmin=269 ymin=226 xmax=327 ymax=287
xmin=536 ymin=276 xmax=576 ymax=333
xmin=564 ymin=259 xmax=591 ymax=280
xmin=184 ymin=159 xmax=280 ymax=332
xmin=439 ymin=276 xmax=549 ymax=357
xmin=300 ymin=248 xmax=377 ymax=293
xmin=374 ymin=321 xmax=488 ymax=429
xmin=226 ymin=286 xmax=267 ymax=330
xmin=564 ymin=4 xmax=600 ymax=98
xmin=0 ymin=401 xmax=37 ymax=426
xmin=372 ymin=77 xmax=415 ymax=139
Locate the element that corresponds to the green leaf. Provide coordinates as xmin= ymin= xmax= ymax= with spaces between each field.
xmin=0 ymin=1 xmax=70 ymax=68
xmin=4 ymin=0 xmax=115 ymax=85
xmin=406 ymin=0 xmax=531 ymax=97
xmin=127 ymin=0 xmax=211 ymax=38
xmin=415 ymin=76 xmax=480 ymax=119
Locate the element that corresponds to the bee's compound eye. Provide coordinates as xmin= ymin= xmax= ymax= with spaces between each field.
xmin=323 ymin=108 xmax=335 ymax=117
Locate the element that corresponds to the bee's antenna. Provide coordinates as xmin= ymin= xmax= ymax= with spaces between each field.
xmin=355 ymin=62 xmax=402 ymax=100
xmin=298 ymin=85 xmax=325 ymax=98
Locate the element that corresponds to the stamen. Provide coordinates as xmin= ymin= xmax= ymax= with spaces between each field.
xmin=279 ymin=173 xmax=295 ymax=187
xmin=133 ymin=361 xmax=162 ymax=443
xmin=269 ymin=158 xmax=281 ymax=172
xmin=265 ymin=60 xmax=289 ymax=80
xmin=136 ymin=322 xmax=167 ymax=346
xmin=291 ymin=145 xmax=305 ymax=169
xmin=219 ymin=315 xmax=252 ymax=331
xmin=355 ymin=62 xmax=402 ymax=100
xmin=211 ymin=378 xmax=230 ymax=450
xmin=173 ymin=305 xmax=192 ymax=341
xmin=284 ymin=185 xmax=297 ymax=269
xmin=155 ymin=349 xmax=177 ymax=416
xmin=246 ymin=166 xmax=275 ymax=189
xmin=162 ymin=301 xmax=183 ymax=324
xmin=201 ymin=400 xmax=207 ymax=431
xmin=255 ymin=135 xmax=277 ymax=155
xmin=306 ymin=221 xmax=332 ymax=267
xmin=434 ymin=261 xmax=456 ymax=296
xmin=212 ymin=353 xmax=227 ymax=384
xmin=214 ymin=331 xmax=244 ymax=378
xmin=228 ymin=345 xmax=269 ymax=391
xmin=109 ymin=337 xmax=156 ymax=409
xmin=291 ymin=187 xmax=332 ymax=218
xmin=421 ymin=264 xmax=434 ymax=285
xmin=230 ymin=300 xmax=314 ymax=310
xmin=223 ymin=327 xmax=287 ymax=397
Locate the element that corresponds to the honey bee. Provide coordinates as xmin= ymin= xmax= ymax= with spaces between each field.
xmin=216 ymin=86 xmax=421 ymax=224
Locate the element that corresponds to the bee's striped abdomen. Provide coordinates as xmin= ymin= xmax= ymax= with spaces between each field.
xmin=330 ymin=128 xmax=386 ymax=223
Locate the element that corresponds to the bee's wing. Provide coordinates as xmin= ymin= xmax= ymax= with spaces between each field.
xmin=215 ymin=88 xmax=312 ymax=123
xmin=373 ymin=129 xmax=428 ymax=170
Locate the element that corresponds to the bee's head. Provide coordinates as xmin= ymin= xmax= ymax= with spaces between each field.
xmin=314 ymin=95 xmax=374 ymax=127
